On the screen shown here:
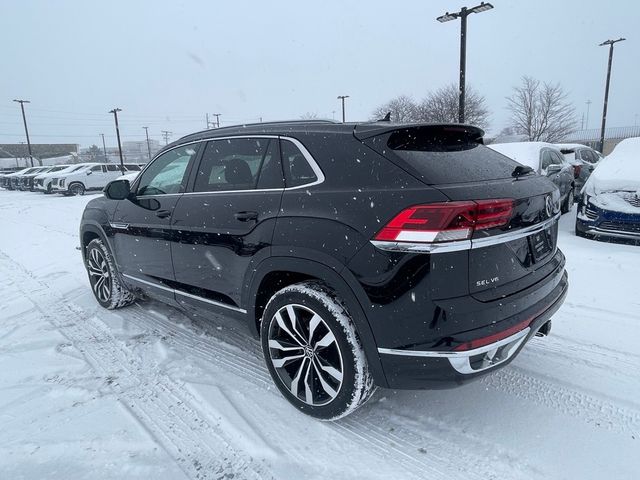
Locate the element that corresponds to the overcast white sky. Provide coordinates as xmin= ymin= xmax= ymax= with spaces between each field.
xmin=0 ymin=0 xmax=637 ymax=148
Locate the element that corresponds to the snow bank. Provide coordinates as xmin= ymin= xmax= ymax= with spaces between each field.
xmin=583 ymin=137 xmax=640 ymax=196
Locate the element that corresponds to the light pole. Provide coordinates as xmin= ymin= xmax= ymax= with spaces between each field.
xmin=598 ymin=38 xmax=625 ymax=153
xmin=436 ymin=2 xmax=494 ymax=124
xmin=142 ymin=126 xmax=152 ymax=160
xmin=13 ymin=99 xmax=35 ymax=167
xmin=585 ymin=100 xmax=592 ymax=130
xmin=109 ymin=108 xmax=125 ymax=174
xmin=100 ymin=133 xmax=107 ymax=162
xmin=337 ymin=95 xmax=349 ymax=123
xmin=212 ymin=113 xmax=221 ymax=128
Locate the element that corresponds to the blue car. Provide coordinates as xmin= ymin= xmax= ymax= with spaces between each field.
xmin=576 ymin=138 xmax=640 ymax=244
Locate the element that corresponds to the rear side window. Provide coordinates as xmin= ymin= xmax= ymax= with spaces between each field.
xmin=367 ymin=127 xmax=519 ymax=184
xmin=194 ymin=138 xmax=271 ymax=192
xmin=106 ymin=164 xmax=120 ymax=172
xmin=281 ymin=140 xmax=317 ymax=187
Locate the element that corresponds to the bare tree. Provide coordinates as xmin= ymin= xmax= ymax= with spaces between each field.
xmin=417 ymin=84 xmax=490 ymax=129
xmin=300 ymin=112 xmax=319 ymax=120
xmin=506 ymin=76 xmax=576 ymax=142
xmin=370 ymin=95 xmax=419 ymax=123
xmin=370 ymin=86 xmax=490 ymax=128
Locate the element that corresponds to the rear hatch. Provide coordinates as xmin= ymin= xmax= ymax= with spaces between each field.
xmin=358 ymin=124 xmax=561 ymax=301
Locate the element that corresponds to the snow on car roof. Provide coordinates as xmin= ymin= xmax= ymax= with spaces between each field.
xmin=583 ymin=137 xmax=640 ymax=195
xmin=488 ymin=141 xmax=557 ymax=171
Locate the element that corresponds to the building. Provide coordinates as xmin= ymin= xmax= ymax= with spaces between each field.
xmin=122 ymin=139 xmax=161 ymax=162
xmin=0 ymin=143 xmax=80 ymax=168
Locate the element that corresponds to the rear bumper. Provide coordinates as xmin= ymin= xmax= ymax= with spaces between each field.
xmin=377 ymin=268 xmax=568 ymax=389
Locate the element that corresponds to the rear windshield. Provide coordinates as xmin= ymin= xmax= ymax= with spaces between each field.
xmin=366 ymin=127 xmax=520 ymax=184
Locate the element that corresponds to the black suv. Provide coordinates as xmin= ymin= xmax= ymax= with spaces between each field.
xmin=80 ymin=121 xmax=568 ymax=419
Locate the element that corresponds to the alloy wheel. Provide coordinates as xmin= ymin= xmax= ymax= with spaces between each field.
xmin=87 ymin=247 xmax=111 ymax=303
xmin=267 ymin=304 xmax=344 ymax=406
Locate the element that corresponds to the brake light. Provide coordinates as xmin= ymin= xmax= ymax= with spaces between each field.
xmin=573 ymin=165 xmax=581 ymax=179
xmin=374 ymin=199 xmax=514 ymax=243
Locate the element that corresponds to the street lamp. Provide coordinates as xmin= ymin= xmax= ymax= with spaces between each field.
xmin=337 ymin=95 xmax=349 ymax=123
xmin=13 ymin=99 xmax=35 ymax=167
xmin=436 ymin=2 xmax=494 ymax=124
xmin=598 ymin=37 xmax=625 ymax=153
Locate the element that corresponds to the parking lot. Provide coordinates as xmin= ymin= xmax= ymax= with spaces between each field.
xmin=0 ymin=188 xmax=638 ymax=480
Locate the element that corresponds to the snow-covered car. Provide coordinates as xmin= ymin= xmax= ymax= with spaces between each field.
xmin=489 ymin=142 xmax=576 ymax=213
xmin=50 ymin=163 xmax=143 ymax=196
xmin=576 ymin=137 xmax=640 ymax=243
xmin=555 ymin=143 xmax=602 ymax=192
xmin=34 ymin=164 xmax=89 ymax=193
xmin=18 ymin=165 xmax=61 ymax=191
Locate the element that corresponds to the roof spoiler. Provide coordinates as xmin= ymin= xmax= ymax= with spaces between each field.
xmin=353 ymin=123 xmax=484 ymax=143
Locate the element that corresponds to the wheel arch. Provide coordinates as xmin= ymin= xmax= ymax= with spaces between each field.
xmin=245 ymin=255 xmax=387 ymax=387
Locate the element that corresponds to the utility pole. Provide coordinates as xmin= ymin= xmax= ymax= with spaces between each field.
xmin=598 ymin=38 xmax=625 ymax=153
xmin=13 ymin=99 xmax=35 ymax=167
xmin=212 ymin=113 xmax=221 ymax=128
xmin=142 ymin=126 xmax=152 ymax=160
xmin=436 ymin=2 xmax=494 ymax=123
xmin=337 ymin=95 xmax=349 ymax=123
xmin=161 ymin=130 xmax=172 ymax=145
xmin=585 ymin=100 xmax=592 ymax=130
xmin=100 ymin=133 xmax=107 ymax=162
xmin=109 ymin=108 xmax=125 ymax=174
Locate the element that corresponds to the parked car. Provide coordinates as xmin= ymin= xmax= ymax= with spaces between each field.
xmin=34 ymin=164 xmax=91 ymax=193
xmin=489 ymin=142 xmax=576 ymax=213
xmin=51 ymin=163 xmax=143 ymax=195
xmin=18 ymin=165 xmax=62 ymax=191
xmin=555 ymin=143 xmax=602 ymax=192
xmin=3 ymin=166 xmax=49 ymax=190
xmin=80 ymin=121 xmax=568 ymax=419
xmin=576 ymin=137 xmax=640 ymax=243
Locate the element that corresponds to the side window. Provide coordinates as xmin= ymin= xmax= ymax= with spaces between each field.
xmin=90 ymin=165 xmax=103 ymax=173
xmin=280 ymin=140 xmax=317 ymax=187
xmin=583 ymin=150 xmax=596 ymax=164
xmin=256 ymin=140 xmax=284 ymax=189
xmin=137 ymin=144 xmax=199 ymax=196
xmin=125 ymin=164 xmax=141 ymax=171
xmin=106 ymin=164 xmax=119 ymax=172
xmin=540 ymin=150 xmax=553 ymax=171
xmin=193 ymin=138 xmax=269 ymax=192
xmin=552 ymin=151 xmax=564 ymax=165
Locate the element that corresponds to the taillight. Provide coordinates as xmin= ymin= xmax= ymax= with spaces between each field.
xmin=573 ymin=165 xmax=581 ymax=179
xmin=374 ymin=199 xmax=514 ymax=243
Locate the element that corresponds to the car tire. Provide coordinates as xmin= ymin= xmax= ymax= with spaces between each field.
xmin=44 ymin=184 xmax=52 ymax=194
xmin=69 ymin=182 xmax=86 ymax=196
xmin=261 ymin=281 xmax=375 ymax=420
xmin=561 ymin=188 xmax=574 ymax=214
xmin=85 ymin=238 xmax=135 ymax=309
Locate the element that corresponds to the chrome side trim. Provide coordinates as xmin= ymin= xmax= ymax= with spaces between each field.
xmin=109 ymin=222 xmax=129 ymax=230
xmin=174 ymin=289 xmax=247 ymax=314
xmin=378 ymin=327 xmax=531 ymax=375
xmin=586 ymin=228 xmax=640 ymax=240
xmin=123 ymin=273 xmax=174 ymax=293
xmin=371 ymin=213 xmax=560 ymax=253
xmin=122 ymin=273 xmax=247 ymax=314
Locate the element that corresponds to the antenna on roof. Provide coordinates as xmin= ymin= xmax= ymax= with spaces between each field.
xmin=378 ymin=112 xmax=391 ymax=122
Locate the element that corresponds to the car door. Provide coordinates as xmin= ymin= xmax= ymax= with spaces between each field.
xmin=540 ymin=148 xmax=566 ymax=196
xmin=84 ymin=165 xmax=106 ymax=189
xmin=110 ymin=143 xmax=201 ymax=304
xmin=552 ymin=150 xmax=574 ymax=196
xmin=170 ymin=136 xmax=284 ymax=314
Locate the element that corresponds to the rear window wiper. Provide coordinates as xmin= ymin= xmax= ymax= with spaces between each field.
xmin=512 ymin=165 xmax=534 ymax=177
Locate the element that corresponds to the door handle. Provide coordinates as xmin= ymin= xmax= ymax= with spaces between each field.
xmin=156 ymin=209 xmax=171 ymax=219
xmin=234 ymin=211 xmax=258 ymax=222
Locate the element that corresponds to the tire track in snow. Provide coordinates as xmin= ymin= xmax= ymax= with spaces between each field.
xmin=0 ymin=250 xmax=272 ymax=480
xmin=482 ymin=366 xmax=640 ymax=434
xmin=120 ymin=300 xmax=532 ymax=479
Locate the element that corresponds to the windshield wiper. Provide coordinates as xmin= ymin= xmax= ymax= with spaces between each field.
xmin=512 ymin=165 xmax=534 ymax=177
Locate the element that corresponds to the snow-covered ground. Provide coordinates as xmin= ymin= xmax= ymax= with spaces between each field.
xmin=0 ymin=189 xmax=638 ymax=480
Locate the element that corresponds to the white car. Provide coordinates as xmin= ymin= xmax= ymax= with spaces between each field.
xmin=50 ymin=163 xmax=143 ymax=196
xmin=32 ymin=164 xmax=78 ymax=193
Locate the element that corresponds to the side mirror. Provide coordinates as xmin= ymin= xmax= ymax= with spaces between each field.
xmin=546 ymin=164 xmax=562 ymax=176
xmin=86 ymin=170 xmax=92 ymax=175
xmin=104 ymin=179 xmax=131 ymax=200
